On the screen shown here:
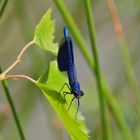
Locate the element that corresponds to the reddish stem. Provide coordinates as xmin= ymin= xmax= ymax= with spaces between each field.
xmin=3 ymin=75 xmax=36 ymax=84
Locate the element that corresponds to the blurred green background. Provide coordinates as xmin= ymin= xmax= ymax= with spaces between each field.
xmin=0 ymin=0 xmax=140 ymax=139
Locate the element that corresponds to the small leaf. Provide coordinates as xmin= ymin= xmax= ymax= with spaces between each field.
xmin=34 ymin=8 xmax=58 ymax=55
xmin=36 ymin=61 xmax=89 ymax=140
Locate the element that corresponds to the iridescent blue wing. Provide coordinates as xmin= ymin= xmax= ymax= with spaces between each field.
xmin=57 ymin=38 xmax=69 ymax=71
xmin=67 ymin=38 xmax=78 ymax=82
xmin=57 ymin=27 xmax=78 ymax=82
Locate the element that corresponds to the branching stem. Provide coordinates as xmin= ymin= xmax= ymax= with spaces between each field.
xmin=2 ymin=74 xmax=36 ymax=83
xmin=0 ymin=40 xmax=35 ymax=77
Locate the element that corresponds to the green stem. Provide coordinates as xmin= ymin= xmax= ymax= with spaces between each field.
xmin=108 ymin=0 xmax=139 ymax=97
xmin=84 ymin=0 xmax=110 ymax=139
xmin=118 ymin=36 xmax=140 ymax=98
xmin=103 ymin=82 xmax=134 ymax=140
xmin=118 ymin=37 xmax=140 ymax=124
xmin=53 ymin=0 xmax=134 ymax=140
xmin=107 ymin=0 xmax=140 ymax=130
xmin=0 ymin=68 xmax=26 ymax=140
xmin=54 ymin=0 xmax=95 ymax=70
xmin=0 ymin=0 xmax=9 ymax=18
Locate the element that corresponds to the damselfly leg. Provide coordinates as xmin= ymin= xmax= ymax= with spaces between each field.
xmin=57 ymin=83 xmax=71 ymax=100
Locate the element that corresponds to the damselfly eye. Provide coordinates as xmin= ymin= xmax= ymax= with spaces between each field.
xmin=80 ymin=91 xmax=84 ymax=96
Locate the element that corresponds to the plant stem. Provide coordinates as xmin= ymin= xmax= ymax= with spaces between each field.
xmin=107 ymin=0 xmax=140 ymax=95
xmin=54 ymin=0 xmax=134 ymax=140
xmin=102 ymin=82 xmax=134 ymax=140
xmin=54 ymin=0 xmax=95 ymax=71
xmin=0 ymin=68 xmax=26 ymax=140
xmin=2 ymin=74 xmax=36 ymax=83
xmin=84 ymin=0 xmax=110 ymax=139
xmin=0 ymin=0 xmax=9 ymax=19
xmin=0 ymin=40 xmax=35 ymax=77
xmin=107 ymin=0 xmax=140 ymax=124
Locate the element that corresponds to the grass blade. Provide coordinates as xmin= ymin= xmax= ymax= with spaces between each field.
xmin=54 ymin=0 xmax=95 ymax=70
xmin=54 ymin=1 xmax=134 ymax=139
xmin=0 ymin=0 xmax=9 ymax=19
xmin=0 ymin=68 xmax=26 ymax=140
xmin=84 ymin=0 xmax=110 ymax=139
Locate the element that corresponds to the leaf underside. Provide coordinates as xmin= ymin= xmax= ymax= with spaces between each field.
xmin=36 ymin=61 xmax=89 ymax=140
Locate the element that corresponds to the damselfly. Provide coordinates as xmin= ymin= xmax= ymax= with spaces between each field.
xmin=57 ymin=27 xmax=84 ymax=119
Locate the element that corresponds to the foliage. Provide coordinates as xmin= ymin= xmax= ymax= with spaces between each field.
xmin=34 ymin=8 xmax=58 ymax=55
xmin=34 ymin=9 xmax=89 ymax=140
xmin=0 ymin=0 xmax=140 ymax=140
xmin=36 ymin=61 xmax=89 ymax=140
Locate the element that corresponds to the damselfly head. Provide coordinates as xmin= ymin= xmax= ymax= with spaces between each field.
xmin=75 ymin=90 xmax=84 ymax=99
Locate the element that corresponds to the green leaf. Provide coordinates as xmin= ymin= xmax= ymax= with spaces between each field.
xmin=34 ymin=8 xmax=58 ymax=55
xmin=36 ymin=60 xmax=89 ymax=140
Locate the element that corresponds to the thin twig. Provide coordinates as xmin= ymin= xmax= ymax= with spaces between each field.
xmin=0 ymin=40 xmax=35 ymax=77
xmin=2 ymin=74 xmax=36 ymax=83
